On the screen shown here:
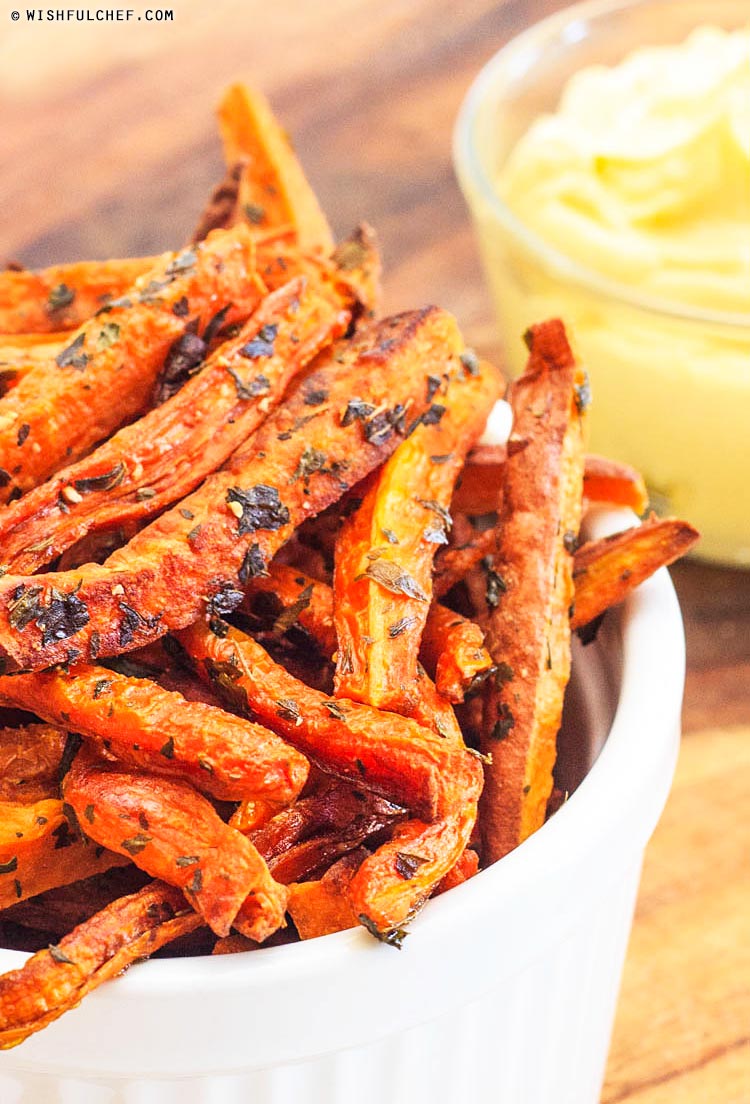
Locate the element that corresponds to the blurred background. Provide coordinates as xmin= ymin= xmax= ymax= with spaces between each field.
xmin=1 ymin=1 xmax=748 ymax=1100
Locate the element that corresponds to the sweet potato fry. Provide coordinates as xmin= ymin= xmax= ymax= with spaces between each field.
xmin=0 ymin=228 xmax=262 ymax=503
xmin=419 ymin=603 xmax=493 ymax=703
xmin=571 ymin=515 xmax=699 ymax=630
xmin=248 ymin=782 xmax=405 ymax=884
xmin=63 ymin=750 xmax=285 ymax=939
xmin=177 ymin=618 xmax=483 ymax=821
xmin=217 ymin=83 xmax=334 ymax=254
xmin=583 ymin=454 xmax=649 ymax=515
xmin=0 ymin=264 xmax=353 ymax=574
xmin=0 ymin=308 xmax=463 ymax=671
xmin=434 ymin=847 xmax=479 ymax=895
xmin=0 ymin=257 xmax=155 ymax=335
xmin=333 ymin=357 xmax=501 ymax=713
xmin=348 ymin=802 xmax=477 ymax=937
xmin=287 ymin=850 xmax=365 ymax=939
xmin=0 ymin=797 xmax=127 ymax=909
xmin=0 ymin=881 xmax=199 ymax=1048
xmin=0 ymin=332 xmax=70 ymax=349
xmin=1 ymin=866 xmax=149 ymax=937
xmin=0 ymin=724 xmax=67 ymax=803
xmin=480 ymin=320 xmax=587 ymax=863
xmin=0 ymin=664 xmax=308 ymax=806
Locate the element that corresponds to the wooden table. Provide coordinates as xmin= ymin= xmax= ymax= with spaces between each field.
xmin=1 ymin=2 xmax=748 ymax=1099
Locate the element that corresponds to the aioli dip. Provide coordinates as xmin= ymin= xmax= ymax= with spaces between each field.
xmin=478 ymin=26 xmax=750 ymax=564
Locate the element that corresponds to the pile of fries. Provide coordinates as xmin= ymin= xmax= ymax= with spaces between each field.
xmin=0 ymin=84 xmax=699 ymax=1048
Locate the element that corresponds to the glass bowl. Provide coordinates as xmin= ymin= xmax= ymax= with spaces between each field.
xmin=454 ymin=0 xmax=750 ymax=566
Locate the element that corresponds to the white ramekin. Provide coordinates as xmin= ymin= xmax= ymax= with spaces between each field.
xmin=0 ymin=507 xmax=684 ymax=1104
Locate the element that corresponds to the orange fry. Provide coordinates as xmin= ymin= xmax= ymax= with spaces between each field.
xmin=0 ymin=308 xmax=463 ymax=672
xmin=480 ymin=320 xmax=587 ymax=863
xmin=63 ymin=750 xmax=285 ymax=939
xmin=0 ymin=263 xmax=353 ymax=574
xmin=333 ymin=358 xmax=501 ymax=713
xmin=287 ymin=850 xmax=365 ymax=940
xmin=178 ymin=618 xmax=483 ymax=821
xmin=0 ymin=724 xmax=67 ymax=803
xmin=0 ymin=797 xmax=127 ymax=909
xmin=0 ymin=227 xmax=262 ymax=503
xmin=0 ymin=881 xmax=199 ymax=1049
xmin=0 ymin=257 xmax=155 ymax=335
xmin=217 ymin=83 xmax=334 ymax=254
xmin=0 ymin=664 xmax=308 ymax=806
xmin=348 ymin=802 xmax=477 ymax=938
xmin=572 ymin=515 xmax=700 ymax=630
xmin=583 ymin=454 xmax=649 ymax=515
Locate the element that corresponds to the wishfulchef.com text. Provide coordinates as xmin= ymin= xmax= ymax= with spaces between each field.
xmin=16 ymin=8 xmax=174 ymax=19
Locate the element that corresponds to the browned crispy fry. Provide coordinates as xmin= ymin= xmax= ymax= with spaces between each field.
xmin=333 ymin=358 xmax=501 ymax=713
xmin=0 ymin=257 xmax=155 ymax=335
xmin=572 ymin=515 xmax=699 ymax=630
xmin=0 ymin=881 xmax=199 ymax=1048
xmin=0 ymin=308 xmax=463 ymax=672
xmin=583 ymin=454 xmax=649 ymax=515
xmin=242 ymin=563 xmax=338 ymax=656
xmin=218 ymin=83 xmax=334 ymax=253
xmin=0 ymin=664 xmax=308 ymax=806
xmin=348 ymin=802 xmax=477 ymax=936
xmin=0 ymin=228 xmax=263 ymax=504
xmin=63 ymin=750 xmax=286 ymax=939
xmin=248 ymin=783 xmax=405 ymax=885
xmin=330 ymin=223 xmax=381 ymax=317
xmin=177 ymin=618 xmax=483 ymax=821
xmin=480 ymin=320 xmax=587 ymax=863
xmin=287 ymin=850 xmax=365 ymax=939
xmin=0 ymin=797 xmax=127 ymax=909
xmin=0 ymin=724 xmax=67 ymax=803
xmin=0 ymin=264 xmax=353 ymax=574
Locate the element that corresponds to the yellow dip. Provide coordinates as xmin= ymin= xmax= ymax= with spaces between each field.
xmin=488 ymin=26 xmax=750 ymax=564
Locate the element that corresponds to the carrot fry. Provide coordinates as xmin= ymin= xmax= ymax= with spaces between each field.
xmin=287 ymin=850 xmax=365 ymax=939
xmin=583 ymin=454 xmax=649 ymax=515
xmin=178 ymin=618 xmax=483 ymax=821
xmin=480 ymin=320 xmax=587 ymax=864
xmin=419 ymin=603 xmax=493 ymax=703
xmin=571 ymin=515 xmax=700 ymax=630
xmin=0 ymin=797 xmax=127 ymax=909
xmin=0 ymin=724 xmax=67 ymax=803
xmin=217 ymin=83 xmax=334 ymax=254
xmin=0 ymin=228 xmax=263 ymax=503
xmin=63 ymin=750 xmax=285 ymax=939
xmin=0 ymin=257 xmax=155 ymax=335
xmin=333 ymin=357 xmax=501 ymax=713
xmin=433 ymin=847 xmax=479 ymax=895
xmin=248 ymin=782 xmax=405 ymax=885
xmin=0 ymin=264 xmax=353 ymax=574
xmin=0 ymin=308 xmax=463 ymax=672
xmin=348 ymin=802 xmax=477 ymax=936
xmin=0 ymin=664 xmax=308 ymax=806
xmin=0 ymin=881 xmax=199 ymax=1048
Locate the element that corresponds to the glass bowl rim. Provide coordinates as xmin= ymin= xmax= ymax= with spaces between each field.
xmin=453 ymin=0 xmax=750 ymax=331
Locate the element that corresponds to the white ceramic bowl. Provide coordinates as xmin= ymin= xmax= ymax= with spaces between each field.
xmin=0 ymin=508 xmax=685 ymax=1104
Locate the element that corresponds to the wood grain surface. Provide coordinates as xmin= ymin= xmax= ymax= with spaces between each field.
xmin=1 ymin=2 xmax=748 ymax=1099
